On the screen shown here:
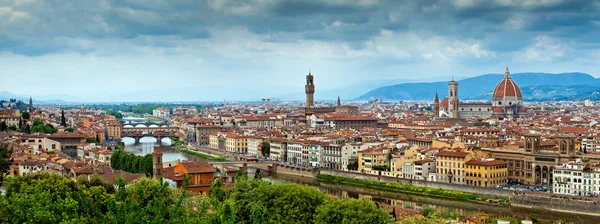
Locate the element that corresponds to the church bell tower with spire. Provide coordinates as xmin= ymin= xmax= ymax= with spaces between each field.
xmin=29 ymin=96 xmax=33 ymax=112
xmin=433 ymin=91 xmax=440 ymax=118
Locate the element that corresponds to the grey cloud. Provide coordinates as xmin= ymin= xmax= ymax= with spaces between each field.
xmin=1 ymin=0 xmax=600 ymax=58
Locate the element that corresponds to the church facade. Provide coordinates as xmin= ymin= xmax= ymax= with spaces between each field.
xmin=434 ymin=67 xmax=527 ymax=120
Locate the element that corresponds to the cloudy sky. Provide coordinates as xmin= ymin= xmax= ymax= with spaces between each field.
xmin=1 ymin=0 xmax=599 ymax=102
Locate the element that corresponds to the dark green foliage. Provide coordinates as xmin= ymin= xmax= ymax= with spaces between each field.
xmin=317 ymin=174 xmax=479 ymax=201
xmin=106 ymin=109 xmax=123 ymax=119
xmin=228 ymin=178 xmax=331 ymax=224
xmin=31 ymin=120 xmax=57 ymax=134
xmin=60 ymin=110 xmax=66 ymax=127
xmin=210 ymin=178 xmax=227 ymax=203
xmin=260 ymin=142 xmax=270 ymax=157
xmin=346 ymin=161 xmax=359 ymax=171
xmin=86 ymin=137 xmax=99 ymax=144
xmin=21 ymin=111 xmax=30 ymax=120
xmin=254 ymin=169 xmax=262 ymax=179
xmin=7 ymin=125 xmax=17 ymax=132
xmin=372 ymin=165 xmax=389 ymax=171
xmin=0 ymin=121 xmax=7 ymax=131
xmin=0 ymin=173 xmax=189 ymax=223
xmin=0 ymin=143 xmax=14 ymax=185
xmin=314 ymin=198 xmax=393 ymax=224
xmin=0 ymin=173 xmax=400 ymax=224
xmin=110 ymin=150 xmax=153 ymax=176
xmin=65 ymin=127 xmax=74 ymax=132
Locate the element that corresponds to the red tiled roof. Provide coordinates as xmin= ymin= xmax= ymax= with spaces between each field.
xmin=493 ymin=69 xmax=522 ymax=100
xmin=436 ymin=151 xmax=470 ymax=158
xmin=466 ymin=158 xmax=507 ymax=166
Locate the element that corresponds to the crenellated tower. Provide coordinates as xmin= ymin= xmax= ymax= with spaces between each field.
xmin=305 ymin=72 xmax=315 ymax=108
xmin=152 ymin=151 xmax=163 ymax=179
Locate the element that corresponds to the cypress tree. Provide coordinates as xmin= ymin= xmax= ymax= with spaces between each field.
xmin=60 ymin=110 xmax=67 ymax=127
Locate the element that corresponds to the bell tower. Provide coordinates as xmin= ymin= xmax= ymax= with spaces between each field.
xmin=524 ymin=133 xmax=541 ymax=153
xmin=448 ymin=78 xmax=459 ymax=119
xmin=152 ymin=151 xmax=163 ymax=179
xmin=305 ymin=72 xmax=315 ymax=108
xmin=433 ymin=91 xmax=440 ymax=118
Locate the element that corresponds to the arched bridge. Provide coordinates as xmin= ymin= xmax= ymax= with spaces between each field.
xmin=122 ymin=126 xmax=178 ymax=143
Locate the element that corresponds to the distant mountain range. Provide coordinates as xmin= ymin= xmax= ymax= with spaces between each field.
xmin=4 ymin=73 xmax=599 ymax=103
xmin=357 ymin=72 xmax=600 ymax=101
xmin=278 ymin=76 xmax=463 ymax=101
xmin=0 ymin=91 xmax=76 ymax=104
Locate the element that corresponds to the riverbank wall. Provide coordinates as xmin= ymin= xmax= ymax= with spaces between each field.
xmin=512 ymin=192 xmax=600 ymax=214
xmin=319 ymin=169 xmax=600 ymax=215
xmin=319 ymin=169 xmax=513 ymax=199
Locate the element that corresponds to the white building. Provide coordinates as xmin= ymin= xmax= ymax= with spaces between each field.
xmin=247 ymin=137 xmax=262 ymax=157
xmin=308 ymin=143 xmax=322 ymax=167
xmin=414 ymin=159 xmax=436 ymax=181
xmin=401 ymin=162 xmax=414 ymax=179
xmin=269 ymin=140 xmax=286 ymax=162
xmin=152 ymin=107 xmax=170 ymax=120
xmin=553 ymin=161 xmax=600 ymax=197
xmin=286 ymin=141 xmax=304 ymax=165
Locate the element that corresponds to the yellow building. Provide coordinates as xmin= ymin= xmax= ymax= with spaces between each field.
xmin=432 ymin=140 xmax=465 ymax=149
xmin=465 ymin=158 xmax=508 ymax=187
xmin=435 ymin=151 xmax=472 ymax=184
xmin=358 ymin=144 xmax=390 ymax=174
xmin=225 ymin=135 xmax=248 ymax=153
xmin=209 ymin=132 xmax=248 ymax=153
xmin=105 ymin=116 xmax=122 ymax=140
xmin=390 ymin=146 xmax=420 ymax=174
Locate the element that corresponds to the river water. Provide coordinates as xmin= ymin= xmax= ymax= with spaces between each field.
xmin=270 ymin=174 xmax=599 ymax=223
xmin=121 ymin=137 xmax=200 ymax=162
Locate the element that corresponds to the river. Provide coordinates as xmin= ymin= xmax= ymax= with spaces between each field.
xmin=121 ymin=137 xmax=201 ymax=162
xmin=270 ymin=173 xmax=600 ymax=223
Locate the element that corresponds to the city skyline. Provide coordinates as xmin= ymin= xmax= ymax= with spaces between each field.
xmin=1 ymin=0 xmax=600 ymax=102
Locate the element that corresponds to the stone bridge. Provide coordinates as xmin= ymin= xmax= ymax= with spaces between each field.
xmin=208 ymin=161 xmax=318 ymax=178
xmin=122 ymin=126 xmax=178 ymax=143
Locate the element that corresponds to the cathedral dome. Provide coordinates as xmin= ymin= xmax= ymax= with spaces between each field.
xmin=440 ymin=98 xmax=448 ymax=107
xmin=492 ymin=67 xmax=522 ymax=102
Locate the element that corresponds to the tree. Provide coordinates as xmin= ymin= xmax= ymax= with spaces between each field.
xmin=65 ymin=127 xmax=74 ymax=132
xmin=314 ymin=198 xmax=393 ymax=224
xmin=260 ymin=142 xmax=270 ymax=158
xmin=347 ymin=161 xmax=358 ymax=171
xmin=7 ymin=125 xmax=17 ymax=132
xmin=23 ymin=124 xmax=30 ymax=134
xmin=60 ymin=110 xmax=67 ymax=127
xmin=372 ymin=165 xmax=389 ymax=171
xmin=0 ymin=121 xmax=7 ymax=131
xmin=106 ymin=109 xmax=123 ymax=120
xmin=0 ymin=143 xmax=14 ymax=185
xmin=210 ymin=178 xmax=227 ymax=203
xmin=86 ymin=137 xmax=99 ymax=144
xmin=21 ymin=111 xmax=30 ymax=120
xmin=254 ymin=169 xmax=262 ymax=179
